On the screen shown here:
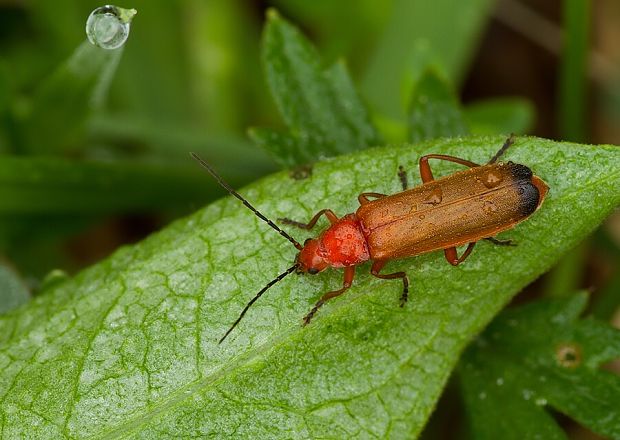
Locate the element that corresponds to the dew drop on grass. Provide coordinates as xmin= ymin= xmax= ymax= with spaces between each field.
xmin=86 ymin=5 xmax=137 ymax=49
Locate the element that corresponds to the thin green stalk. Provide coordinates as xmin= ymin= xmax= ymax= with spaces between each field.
xmin=545 ymin=0 xmax=591 ymax=297
xmin=559 ymin=0 xmax=590 ymax=142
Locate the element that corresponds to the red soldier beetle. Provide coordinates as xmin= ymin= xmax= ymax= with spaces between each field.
xmin=191 ymin=135 xmax=549 ymax=343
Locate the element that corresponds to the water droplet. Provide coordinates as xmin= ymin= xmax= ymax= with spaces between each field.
xmin=496 ymin=377 xmax=504 ymax=386
xmin=86 ymin=5 xmax=137 ymax=49
xmin=423 ymin=187 xmax=443 ymax=205
xmin=482 ymin=200 xmax=498 ymax=214
xmin=478 ymin=392 xmax=487 ymax=400
xmin=482 ymin=170 xmax=503 ymax=188
xmin=535 ymin=397 xmax=547 ymax=406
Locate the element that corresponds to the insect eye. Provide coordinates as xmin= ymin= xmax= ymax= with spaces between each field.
xmin=308 ymin=268 xmax=319 ymax=275
xmin=304 ymin=238 xmax=312 ymax=245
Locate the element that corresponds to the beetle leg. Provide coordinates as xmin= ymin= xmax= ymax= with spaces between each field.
xmin=398 ymin=165 xmax=408 ymax=190
xmin=303 ymin=266 xmax=355 ymax=325
xmin=279 ymin=209 xmax=339 ymax=230
xmin=370 ymin=260 xmax=410 ymax=307
xmin=444 ymin=242 xmax=476 ymax=266
xmin=358 ymin=192 xmax=388 ymax=204
xmin=419 ymin=154 xmax=481 ymax=183
xmin=484 ymin=237 xmax=516 ymax=246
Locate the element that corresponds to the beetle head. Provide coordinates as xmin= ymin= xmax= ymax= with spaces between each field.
xmin=296 ymin=238 xmax=328 ymax=274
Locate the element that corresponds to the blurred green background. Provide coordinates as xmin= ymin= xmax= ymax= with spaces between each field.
xmin=0 ymin=0 xmax=619 ymax=437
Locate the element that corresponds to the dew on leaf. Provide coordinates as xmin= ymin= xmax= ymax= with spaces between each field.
xmin=535 ymin=397 xmax=548 ymax=406
xmin=86 ymin=5 xmax=137 ymax=49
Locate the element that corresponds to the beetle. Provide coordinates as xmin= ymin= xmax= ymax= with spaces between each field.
xmin=191 ymin=135 xmax=548 ymax=343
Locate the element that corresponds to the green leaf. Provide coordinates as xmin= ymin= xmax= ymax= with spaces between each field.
xmin=88 ymin=114 xmax=275 ymax=177
xmin=408 ymin=70 xmax=468 ymax=142
xmin=0 ymin=262 xmax=29 ymax=314
xmin=0 ymin=156 xmax=216 ymax=216
xmin=257 ymin=10 xmax=381 ymax=166
xmin=0 ymin=155 xmax=223 ymax=276
xmin=0 ymin=136 xmax=618 ymax=438
xmin=459 ymin=293 xmax=620 ymax=439
xmin=465 ymin=98 xmax=535 ymax=136
xmin=18 ymin=41 xmax=124 ymax=154
xmin=247 ymin=127 xmax=300 ymax=168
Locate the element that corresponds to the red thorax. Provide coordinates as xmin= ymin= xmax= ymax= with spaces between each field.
xmin=296 ymin=214 xmax=370 ymax=273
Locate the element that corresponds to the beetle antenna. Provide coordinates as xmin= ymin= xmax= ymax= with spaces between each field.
xmin=219 ymin=264 xmax=299 ymax=343
xmin=190 ymin=153 xmax=303 ymax=250
xmin=488 ymin=133 xmax=515 ymax=164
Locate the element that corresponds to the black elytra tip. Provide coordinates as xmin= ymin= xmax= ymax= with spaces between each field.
xmin=508 ymin=162 xmax=533 ymax=181
xmin=517 ymin=182 xmax=541 ymax=217
xmin=505 ymin=163 xmax=539 ymax=216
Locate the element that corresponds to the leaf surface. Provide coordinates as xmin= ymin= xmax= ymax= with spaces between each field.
xmin=408 ymin=70 xmax=468 ymax=142
xmin=459 ymin=293 xmax=620 ymax=439
xmin=0 ymin=156 xmax=216 ymax=216
xmin=0 ymin=136 xmax=618 ymax=438
xmin=0 ymin=263 xmax=29 ymax=314
xmin=254 ymin=10 xmax=381 ymax=167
